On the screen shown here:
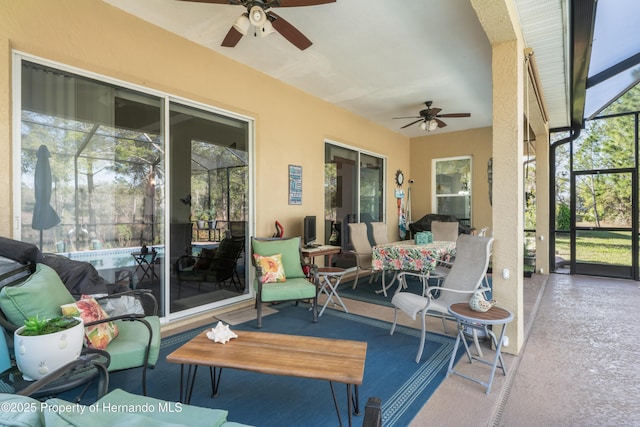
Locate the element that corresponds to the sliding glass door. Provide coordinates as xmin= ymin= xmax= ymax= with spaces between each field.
xmin=324 ymin=142 xmax=384 ymax=264
xmin=168 ymin=103 xmax=249 ymax=314
xmin=16 ymin=55 xmax=252 ymax=318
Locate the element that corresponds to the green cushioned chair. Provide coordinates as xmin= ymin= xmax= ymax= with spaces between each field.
xmin=0 ymin=263 xmax=160 ymax=396
xmin=251 ymin=237 xmax=318 ymax=328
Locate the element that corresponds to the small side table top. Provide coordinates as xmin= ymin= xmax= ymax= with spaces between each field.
xmin=317 ymin=266 xmax=355 ymax=276
xmin=448 ymin=302 xmax=513 ymax=325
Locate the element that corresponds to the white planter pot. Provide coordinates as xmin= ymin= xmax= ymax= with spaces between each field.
xmin=14 ymin=318 xmax=84 ymax=381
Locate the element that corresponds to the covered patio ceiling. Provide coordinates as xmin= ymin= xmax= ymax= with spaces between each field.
xmin=101 ymin=0 xmax=638 ymax=139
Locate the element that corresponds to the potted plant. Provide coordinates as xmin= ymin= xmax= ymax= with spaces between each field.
xmin=194 ymin=209 xmax=208 ymax=230
xmin=207 ymin=208 xmax=217 ymax=230
xmin=14 ymin=315 xmax=84 ymax=381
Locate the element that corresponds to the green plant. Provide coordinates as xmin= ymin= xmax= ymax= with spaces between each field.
xmin=19 ymin=315 xmax=80 ymax=336
xmin=557 ymin=203 xmax=571 ymax=230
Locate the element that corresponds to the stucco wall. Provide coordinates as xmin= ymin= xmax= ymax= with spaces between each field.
xmin=409 ymin=127 xmax=493 ymax=231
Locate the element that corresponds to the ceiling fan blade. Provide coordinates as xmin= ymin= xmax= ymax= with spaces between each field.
xmin=437 ymin=113 xmax=471 ymax=118
xmin=401 ymin=119 xmax=423 ymax=129
xmin=221 ymin=25 xmax=244 ymax=47
xmin=435 ymin=118 xmax=448 ymax=128
xmin=393 ymin=116 xmax=421 ymax=120
xmin=277 ymin=0 xmax=336 ymax=6
xmin=178 ymin=0 xmax=241 ymax=4
xmin=269 ymin=12 xmax=312 ymax=50
xmin=427 ymin=107 xmax=441 ymax=116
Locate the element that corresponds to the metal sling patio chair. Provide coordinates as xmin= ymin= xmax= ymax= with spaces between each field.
xmin=390 ymin=234 xmax=494 ymax=362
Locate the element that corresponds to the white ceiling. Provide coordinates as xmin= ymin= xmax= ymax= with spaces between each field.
xmin=102 ymin=0 xmax=569 ymax=138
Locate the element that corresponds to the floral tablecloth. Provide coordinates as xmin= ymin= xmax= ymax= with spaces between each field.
xmin=372 ymin=240 xmax=456 ymax=273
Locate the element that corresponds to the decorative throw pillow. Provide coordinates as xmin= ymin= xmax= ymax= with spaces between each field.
xmin=252 ymin=254 xmax=286 ymax=284
xmin=193 ymin=248 xmax=216 ymax=271
xmin=61 ymin=297 xmax=118 ymax=350
xmin=0 ymin=263 xmax=75 ymax=326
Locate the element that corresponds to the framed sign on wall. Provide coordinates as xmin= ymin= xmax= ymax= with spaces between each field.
xmin=288 ymin=164 xmax=302 ymax=205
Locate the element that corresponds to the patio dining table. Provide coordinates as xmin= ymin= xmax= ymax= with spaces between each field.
xmin=372 ymin=240 xmax=456 ymax=292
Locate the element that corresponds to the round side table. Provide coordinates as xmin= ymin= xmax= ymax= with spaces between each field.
xmin=446 ymin=302 xmax=514 ymax=394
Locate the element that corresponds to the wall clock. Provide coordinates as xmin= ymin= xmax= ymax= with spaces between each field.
xmin=395 ymin=169 xmax=404 ymax=186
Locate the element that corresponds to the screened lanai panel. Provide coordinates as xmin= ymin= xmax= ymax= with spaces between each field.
xmin=584 ymin=0 xmax=640 ymax=118
xmin=572 ymin=115 xmax=635 ymax=171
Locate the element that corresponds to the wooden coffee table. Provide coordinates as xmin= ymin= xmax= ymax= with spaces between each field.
xmin=166 ymin=330 xmax=367 ymax=427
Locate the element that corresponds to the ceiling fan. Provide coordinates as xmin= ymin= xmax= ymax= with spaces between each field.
xmin=394 ymin=101 xmax=471 ymax=131
xmin=178 ymin=0 xmax=335 ymax=50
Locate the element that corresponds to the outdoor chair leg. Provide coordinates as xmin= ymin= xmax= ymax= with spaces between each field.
xmin=256 ymin=300 xmax=263 ymax=328
xmin=312 ymin=297 xmax=318 ymax=323
xmin=415 ymin=310 xmax=427 ymax=363
xmin=352 ymin=271 xmax=361 ymax=289
xmin=389 ymin=309 xmax=398 ymax=335
xmin=441 ymin=314 xmax=448 ymax=333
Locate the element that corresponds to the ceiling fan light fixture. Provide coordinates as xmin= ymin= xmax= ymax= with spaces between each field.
xmin=261 ymin=19 xmax=275 ymax=37
xmin=233 ymin=13 xmax=250 ymax=35
xmin=419 ymin=119 xmax=439 ymax=131
xmin=249 ymin=5 xmax=267 ymax=27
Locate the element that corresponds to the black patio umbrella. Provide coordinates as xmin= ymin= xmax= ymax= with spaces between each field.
xmin=32 ymin=144 xmax=61 ymax=250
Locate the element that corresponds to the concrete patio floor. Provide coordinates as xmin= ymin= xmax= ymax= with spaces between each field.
xmin=412 ymin=273 xmax=640 ymax=426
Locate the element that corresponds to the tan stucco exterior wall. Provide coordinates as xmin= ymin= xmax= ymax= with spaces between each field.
xmin=0 ymin=0 xmax=409 ymax=242
xmin=409 ymin=127 xmax=493 ymax=231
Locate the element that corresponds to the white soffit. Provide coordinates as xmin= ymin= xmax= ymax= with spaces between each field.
xmin=515 ymin=0 xmax=570 ymax=129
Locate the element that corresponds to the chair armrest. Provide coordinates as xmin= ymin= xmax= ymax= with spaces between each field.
xmin=349 ymin=250 xmax=372 ymax=266
xmin=17 ymin=349 xmax=110 ymax=399
xmin=425 ymin=286 xmax=485 ymax=298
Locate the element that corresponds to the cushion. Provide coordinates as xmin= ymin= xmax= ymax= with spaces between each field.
xmin=252 ymin=254 xmax=286 ymax=283
xmin=0 ymin=263 xmax=75 ymax=326
xmin=107 ymin=316 xmax=161 ymax=370
xmin=42 ymin=253 xmax=109 ymax=295
xmin=0 ymin=237 xmax=44 ymax=265
xmin=193 ymin=248 xmax=216 ymax=271
xmin=61 ymin=297 xmax=119 ymax=350
xmin=259 ymin=277 xmax=317 ymax=302
xmin=42 ymin=396 xmax=203 ymax=427
xmin=252 ymin=237 xmax=305 ymax=279
xmin=94 ymin=389 xmax=231 ymax=427
xmin=0 ymin=394 xmax=44 ymax=427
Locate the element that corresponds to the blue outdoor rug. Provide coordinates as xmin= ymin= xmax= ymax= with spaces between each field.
xmin=101 ymin=302 xmax=463 ymax=427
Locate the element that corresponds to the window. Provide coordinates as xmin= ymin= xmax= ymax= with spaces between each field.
xmin=324 ymin=142 xmax=384 ymax=249
xmin=433 ymin=156 xmax=472 ymax=226
xmin=16 ymin=55 xmax=252 ymax=319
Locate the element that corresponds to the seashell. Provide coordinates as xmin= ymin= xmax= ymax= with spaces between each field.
xmin=206 ymin=321 xmax=238 ymax=344
xmin=469 ymin=290 xmax=497 ymax=312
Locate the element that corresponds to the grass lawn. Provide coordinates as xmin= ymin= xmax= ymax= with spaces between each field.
xmin=555 ymin=230 xmax=632 ymax=265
